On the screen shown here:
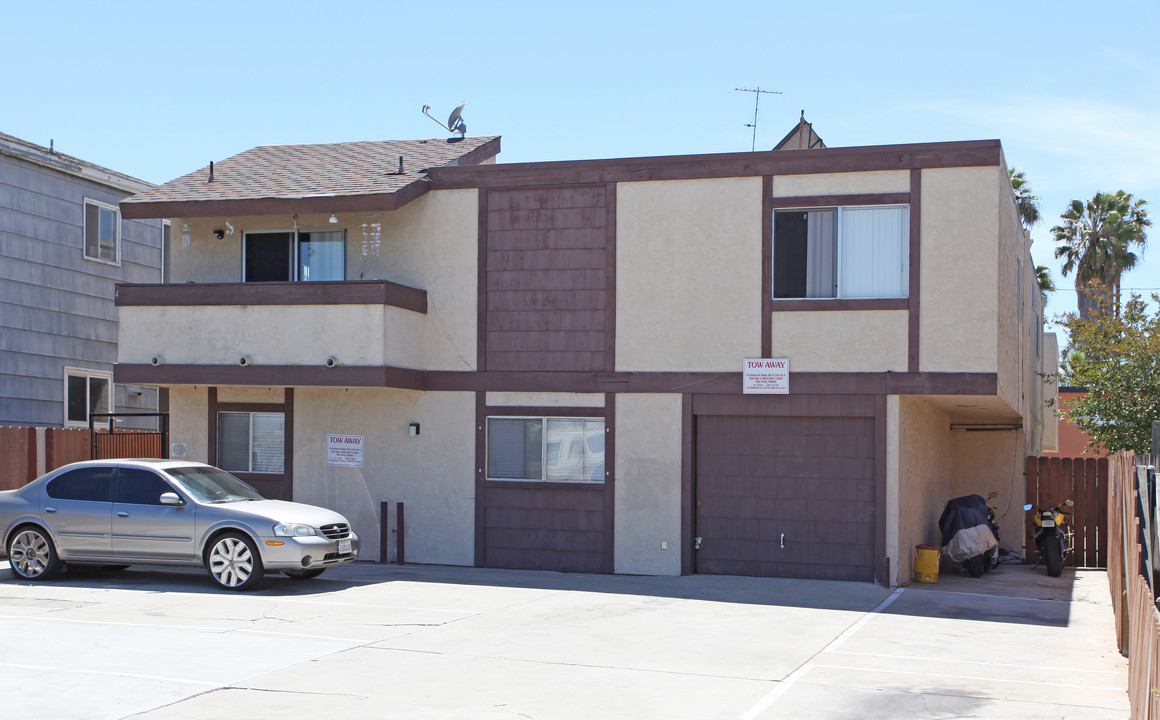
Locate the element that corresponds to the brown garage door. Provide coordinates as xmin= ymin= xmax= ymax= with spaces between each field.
xmin=695 ymin=415 xmax=875 ymax=581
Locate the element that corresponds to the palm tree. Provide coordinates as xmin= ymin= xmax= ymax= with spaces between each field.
xmin=1034 ymin=265 xmax=1055 ymax=293
xmin=1010 ymin=168 xmax=1041 ymax=230
xmin=1052 ymin=190 xmax=1150 ymax=319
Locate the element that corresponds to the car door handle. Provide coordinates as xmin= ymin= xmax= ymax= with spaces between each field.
xmin=116 ymin=512 xmax=130 ymax=517
xmin=45 ymin=507 xmax=57 ymax=513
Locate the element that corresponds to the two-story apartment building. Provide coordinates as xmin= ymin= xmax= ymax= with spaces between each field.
xmin=115 ymin=132 xmax=1056 ymax=586
xmin=0 ymin=132 xmax=164 ymax=429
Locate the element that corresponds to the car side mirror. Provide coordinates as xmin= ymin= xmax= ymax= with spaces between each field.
xmin=1023 ymin=503 xmax=1033 ymax=511
xmin=160 ymin=492 xmax=184 ymax=506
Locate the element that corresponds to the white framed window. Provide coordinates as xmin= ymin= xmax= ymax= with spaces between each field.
xmin=486 ymin=417 xmax=606 ymax=483
xmin=773 ymin=205 xmax=909 ymax=299
xmin=64 ymin=368 xmax=112 ymax=427
xmin=242 ymin=229 xmax=345 ymax=282
xmin=217 ymin=412 xmax=285 ymax=473
xmin=83 ymin=198 xmax=120 ymax=264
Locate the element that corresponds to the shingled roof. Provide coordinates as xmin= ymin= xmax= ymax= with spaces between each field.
xmin=120 ymin=136 xmax=500 ymax=219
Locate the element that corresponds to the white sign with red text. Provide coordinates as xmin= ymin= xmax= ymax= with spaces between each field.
xmin=743 ymin=358 xmax=790 ymax=394
xmin=326 ymin=434 xmax=364 ymax=467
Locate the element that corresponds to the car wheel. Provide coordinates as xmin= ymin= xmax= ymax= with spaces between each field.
xmin=206 ymin=533 xmax=264 ymax=591
xmin=283 ymin=568 xmax=325 ymax=580
xmin=7 ymin=526 xmax=63 ymax=581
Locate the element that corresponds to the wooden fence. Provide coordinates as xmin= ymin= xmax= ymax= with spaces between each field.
xmin=0 ymin=426 xmax=89 ymax=490
xmin=1025 ymin=456 xmax=1108 ymax=568
xmin=1108 ymin=452 xmax=1160 ymax=720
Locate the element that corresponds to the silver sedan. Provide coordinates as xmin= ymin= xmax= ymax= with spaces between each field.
xmin=0 ymin=459 xmax=359 ymax=590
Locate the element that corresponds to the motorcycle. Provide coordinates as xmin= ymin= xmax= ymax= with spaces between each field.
xmin=1024 ymin=499 xmax=1074 ymax=577
xmin=938 ymin=492 xmax=1000 ymax=578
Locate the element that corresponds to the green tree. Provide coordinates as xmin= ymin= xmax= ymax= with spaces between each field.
xmin=1009 ymin=168 xmax=1041 ymax=229
xmin=1052 ymin=190 xmax=1150 ymax=319
xmin=1055 ymin=288 xmax=1160 ymax=453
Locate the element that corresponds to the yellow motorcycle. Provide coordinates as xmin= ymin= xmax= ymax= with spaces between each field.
xmin=1024 ymin=499 xmax=1074 ymax=577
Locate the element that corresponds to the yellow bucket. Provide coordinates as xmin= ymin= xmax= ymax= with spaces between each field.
xmin=914 ymin=544 xmax=940 ymax=583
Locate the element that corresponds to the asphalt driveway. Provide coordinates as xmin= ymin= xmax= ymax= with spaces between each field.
xmin=0 ymin=561 xmax=1127 ymax=719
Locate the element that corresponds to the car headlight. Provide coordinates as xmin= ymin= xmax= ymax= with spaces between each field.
xmin=273 ymin=523 xmax=317 ymax=537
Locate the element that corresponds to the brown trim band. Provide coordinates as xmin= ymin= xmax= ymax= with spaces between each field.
xmin=116 ymin=279 xmax=428 ymax=314
xmin=761 ymin=176 xmax=773 ymax=358
xmin=771 ymin=298 xmax=909 ymax=312
xmin=120 ymin=365 xmax=998 ymax=397
xmin=874 ymin=394 xmax=887 ymax=586
xmin=120 ymin=183 xmax=428 ymax=221
xmin=908 ymin=168 xmax=923 ymax=372
xmin=117 ymin=363 xmax=425 ymax=390
xmin=429 ymin=140 xmax=1002 ymax=190
xmin=770 ymin=193 xmax=909 ymax=208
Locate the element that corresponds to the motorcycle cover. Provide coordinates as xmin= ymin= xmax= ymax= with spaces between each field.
xmin=938 ymin=494 xmax=999 ymax=563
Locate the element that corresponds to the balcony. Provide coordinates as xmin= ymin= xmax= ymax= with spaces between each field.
xmin=114 ymin=280 xmax=428 ymax=388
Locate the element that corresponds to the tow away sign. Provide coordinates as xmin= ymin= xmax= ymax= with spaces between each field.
xmin=743 ymin=358 xmax=789 ymax=394
xmin=326 ymin=434 xmax=364 ymax=467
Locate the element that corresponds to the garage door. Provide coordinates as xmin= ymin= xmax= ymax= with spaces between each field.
xmin=695 ymin=415 xmax=875 ymax=581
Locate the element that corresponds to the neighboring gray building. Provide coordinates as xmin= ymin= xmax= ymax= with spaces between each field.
xmin=1 ymin=132 xmax=164 ymax=428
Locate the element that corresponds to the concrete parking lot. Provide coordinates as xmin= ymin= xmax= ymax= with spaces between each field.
xmin=0 ymin=561 xmax=1127 ymax=719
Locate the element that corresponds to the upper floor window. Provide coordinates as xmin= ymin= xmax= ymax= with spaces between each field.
xmin=83 ymin=198 xmax=120 ymax=264
xmin=243 ymin=230 xmax=345 ymax=282
xmin=773 ymin=205 xmax=909 ymax=299
xmin=64 ymin=368 xmax=111 ymax=427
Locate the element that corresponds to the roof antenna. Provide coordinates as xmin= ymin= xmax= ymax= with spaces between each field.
xmin=208 ymin=161 xmax=214 ymax=183
xmin=735 ymin=86 xmax=782 ymax=151
xmin=421 ymin=101 xmax=467 ymax=138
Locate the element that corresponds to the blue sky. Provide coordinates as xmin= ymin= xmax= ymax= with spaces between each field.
xmin=6 ymin=1 xmax=1159 ymax=335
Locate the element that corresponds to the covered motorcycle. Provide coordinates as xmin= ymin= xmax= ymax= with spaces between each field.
xmin=939 ymin=494 xmax=999 ymax=577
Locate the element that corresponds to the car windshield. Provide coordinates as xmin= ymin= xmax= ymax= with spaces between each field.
xmin=165 ymin=466 xmax=266 ymax=504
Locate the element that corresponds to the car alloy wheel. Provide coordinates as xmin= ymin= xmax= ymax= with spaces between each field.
xmin=8 ymin=527 xmax=63 ymax=580
xmin=207 ymin=533 xmax=264 ymax=590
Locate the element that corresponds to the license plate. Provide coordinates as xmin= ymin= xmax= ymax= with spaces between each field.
xmin=1041 ymin=519 xmax=1055 ymax=528
xmin=338 ymin=538 xmax=352 ymax=555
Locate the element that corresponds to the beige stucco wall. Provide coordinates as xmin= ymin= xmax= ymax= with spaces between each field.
xmin=614 ymin=394 xmax=683 ymax=575
xmin=119 ymin=304 xmax=424 ymax=369
xmin=896 ymin=396 xmax=952 ymax=585
xmin=771 ymin=170 xmax=910 ymax=197
xmin=995 ymin=157 xmax=1025 ymax=417
xmin=949 ymin=429 xmax=1027 ymax=554
xmin=486 ymin=392 xmax=605 ymax=408
xmin=918 ymin=167 xmax=1000 ymax=374
xmin=770 ymin=310 xmax=909 ymax=371
xmin=616 ymin=177 xmax=763 ymax=371
xmin=167 ymin=385 xmax=208 ymax=463
xmin=164 ymin=188 xmax=477 ymax=371
xmin=292 ymin=387 xmax=476 ymax=565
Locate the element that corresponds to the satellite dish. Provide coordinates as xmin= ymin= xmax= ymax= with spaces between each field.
xmin=422 ymin=101 xmax=468 ymax=138
xmin=447 ymin=101 xmax=467 ymax=132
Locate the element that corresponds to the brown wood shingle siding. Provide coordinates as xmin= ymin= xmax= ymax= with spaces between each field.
xmin=694 ymin=414 xmax=876 ymax=581
xmin=484 ymin=186 xmax=610 ymax=372
xmin=481 ymin=483 xmax=607 ymax=572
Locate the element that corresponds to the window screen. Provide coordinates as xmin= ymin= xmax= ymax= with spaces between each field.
xmin=487 ymin=417 xmax=605 ymax=483
xmin=217 ymin=412 xmax=285 ymax=473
